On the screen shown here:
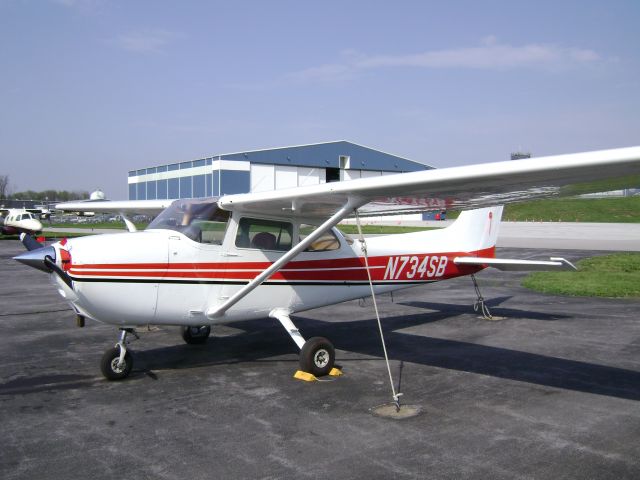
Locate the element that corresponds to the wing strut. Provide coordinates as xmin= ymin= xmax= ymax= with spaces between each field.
xmin=207 ymin=198 xmax=363 ymax=319
xmin=354 ymin=210 xmax=402 ymax=411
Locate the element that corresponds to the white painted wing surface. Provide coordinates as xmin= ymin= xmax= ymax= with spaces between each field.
xmin=219 ymin=146 xmax=640 ymax=218
xmin=55 ymin=199 xmax=173 ymax=215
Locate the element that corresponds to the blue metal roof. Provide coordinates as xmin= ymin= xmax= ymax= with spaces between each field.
xmin=220 ymin=141 xmax=430 ymax=171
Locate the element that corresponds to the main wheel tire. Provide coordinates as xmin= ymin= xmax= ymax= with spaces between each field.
xmin=181 ymin=325 xmax=211 ymax=345
xmin=100 ymin=347 xmax=133 ymax=381
xmin=299 ymin=337 xmax=335 ymax=377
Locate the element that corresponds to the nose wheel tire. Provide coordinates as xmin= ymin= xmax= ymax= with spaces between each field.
xmin=299 ymin=337 xmax=335 ymax=377
xmin=181 ymin=325 xmax=211 ymax=345
xmin=100 ymin=347 xmax=133 ymax=381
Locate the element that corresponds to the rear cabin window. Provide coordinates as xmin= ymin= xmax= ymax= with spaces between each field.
xmin=236 ymin=218 xmax=293 ymax=251
xmin=299 ymin=225 xmax=341 ymax=252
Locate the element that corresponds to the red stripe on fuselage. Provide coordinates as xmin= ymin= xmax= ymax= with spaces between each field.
xmin=68 ymin=247 xmax=493 ymax=282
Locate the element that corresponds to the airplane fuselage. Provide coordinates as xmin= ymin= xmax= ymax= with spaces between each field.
xmin=49 ymin=220 xmax=486 ymax=328
xmin=0 ymin=209 xmax=43 ymax=235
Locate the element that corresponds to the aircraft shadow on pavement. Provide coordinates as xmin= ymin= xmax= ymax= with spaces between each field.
xmin=134 ymin=306 xmax=640 ymax=402
xmin=398 ymin=296 xmax=571 ymax=321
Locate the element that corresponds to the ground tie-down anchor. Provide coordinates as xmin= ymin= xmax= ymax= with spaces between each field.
xmin=393 ymin=392 xmax=404 ymax=412
xmin=471 ymin=274 xmax=493 ymax=320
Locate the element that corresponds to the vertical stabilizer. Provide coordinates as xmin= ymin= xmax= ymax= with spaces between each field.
xmin=444 ymin=206 xmax=504 ymax=254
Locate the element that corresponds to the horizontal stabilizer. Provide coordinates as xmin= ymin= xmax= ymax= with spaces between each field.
xmin=454 ymin=256 xmax=576 ymax=271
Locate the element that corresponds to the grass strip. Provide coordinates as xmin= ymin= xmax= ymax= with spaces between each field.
xmin=522 ymin=253 xmax=640 ymax=298
xmin=503 ymin=197 xmax=640 ymax=223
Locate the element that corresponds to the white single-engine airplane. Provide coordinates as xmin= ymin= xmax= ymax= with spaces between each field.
xmin=14 ymin=146 xmax=640 ymax=381
xmin=1 ymin=208 xmax=43 ymax=235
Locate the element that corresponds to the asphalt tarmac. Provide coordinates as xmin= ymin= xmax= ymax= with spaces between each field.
xmin=1 ymin=241 xmax=639 ymax=479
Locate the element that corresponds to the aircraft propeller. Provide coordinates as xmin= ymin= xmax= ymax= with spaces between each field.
xmin=14 ymin=235 xmax=74 ymax=289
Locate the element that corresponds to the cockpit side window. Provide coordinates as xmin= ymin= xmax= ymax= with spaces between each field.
xmin=235 ymin=218 xmax=293 ymax=251
xmin=147 ymin=200 xmax=229 ymax=244
xmin=299 ymin=224 xmax=341 ymax=252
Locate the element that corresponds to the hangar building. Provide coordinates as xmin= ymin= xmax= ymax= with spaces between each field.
xmin=127 ymin=141 xmax=432 ymax=200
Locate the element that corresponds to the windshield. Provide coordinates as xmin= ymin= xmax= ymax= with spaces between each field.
xmin=147 ymin=198 xmax=230 ymax=244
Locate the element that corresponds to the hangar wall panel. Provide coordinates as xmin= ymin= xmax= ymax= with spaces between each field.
xmin=251 ymin=164 xmax=275 ymax=192
xmin=297 ymin=167 xmax=325 ymax=187
xmin=275 ymin=165 xmax=298 ymax=190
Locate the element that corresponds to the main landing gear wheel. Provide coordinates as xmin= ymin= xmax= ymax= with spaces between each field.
xmin=299 ymin=337 xmax=335 ymax=377
xmin=181 ymin=325 xmax=211 ymax=345
xmin=100 ymin=346 xmax=133 ymax=381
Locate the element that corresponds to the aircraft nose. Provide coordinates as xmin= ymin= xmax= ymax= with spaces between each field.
xmin=14 ymin=246 xmax=56 ymax=273
xmin=29 ymin=219 xmax=43 ymax=231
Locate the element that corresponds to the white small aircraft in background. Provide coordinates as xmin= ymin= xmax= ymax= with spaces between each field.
xmin=14 ymin=146 xmax=640 ymax=381
xmin=1 ymin=208 xmax=43 ymax=235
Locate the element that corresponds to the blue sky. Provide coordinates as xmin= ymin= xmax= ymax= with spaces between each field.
xmin=1 ymin=0 xmax=639 ymax=198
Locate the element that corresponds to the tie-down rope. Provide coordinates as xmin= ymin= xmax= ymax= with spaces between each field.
xmin=354 ymin=211 xmax=402 ymax=411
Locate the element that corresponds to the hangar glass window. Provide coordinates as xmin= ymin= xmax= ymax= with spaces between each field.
xmin=168 ymin=178 xmax=179 ymax=198
xmin=193 ymin=174 xmax=205 ymax=198
xmin=157 ymin=179 xmax=168 ymax=199
xmin=299 ymin=225 xmax=340 ymax=252
xmin=137 ymin=182 xmax=147 ymax=200
xmin=147 ymin=199 xmax=229 ymax=245
xmin=206 ymin=173 xmax=213 ymax=197
xmin=235 ymin=218 xmax=292 ymax=251
xmin=147 ymin=180 xmax=157 ymax=200
xmin=180 ymin=176 xmax=192 ymax=198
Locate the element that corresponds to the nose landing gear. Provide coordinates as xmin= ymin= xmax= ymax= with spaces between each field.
xmin=100 ymin=328 xmax=137 ymax=380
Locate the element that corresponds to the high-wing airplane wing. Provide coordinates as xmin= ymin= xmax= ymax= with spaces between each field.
xmin=55 ymin=199 xmax=174 ymax=232
xmin=55 ymin=199 xmax=173 ymax=215
xmin=218 ymin=146 xmax=640 ymax=218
